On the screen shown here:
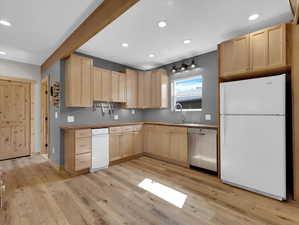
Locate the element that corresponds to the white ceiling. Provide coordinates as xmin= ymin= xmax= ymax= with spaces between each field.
xmin=79 ymin=0 xmax=292 ymax=70
xmin=0 ymin=0 xmax=103 ymax=65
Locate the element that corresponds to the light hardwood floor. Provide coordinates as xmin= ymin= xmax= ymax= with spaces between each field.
xmin=0 ymin=155 xmax=299 ymax=225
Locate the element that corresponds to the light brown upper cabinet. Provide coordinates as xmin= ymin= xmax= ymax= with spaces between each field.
xmin=92 ymin=67 xmax=126 ymax=103
xmin=112 ymin=71 xmax=126 ymax=103
xmin=250 ymin=24 xmax=287 ymax=72
xmin=219 ymin=23 xmax=289 ymax=80
xmin=125 ymin=69 xmax=138 ymax=108
xmin=151 ymin=69 xmax=169 ymax=108
xmin=219 ymin=35 xmax=250 ymax=79
xmin=138 ymin=69 xmax=169 ymax=109
xmin=65 ymin=54 xmax=93 ymax=107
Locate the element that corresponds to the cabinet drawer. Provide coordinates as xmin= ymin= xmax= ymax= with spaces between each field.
xmin=75 ymin=129 xmax=91 ymax=138
xmin=75 ymin=153 xmax=91 ymax=171
xmin=75 ymin=137 xmax=91 ymax=154
xmin=169 ymin=127 xmax=187 ymax=134
xmin=132 ymin=125 xmax=143 ymax=131
xmin=110 ymin=127 xmax=123 ymax=134
xmin=122 ymin=126 xmax=134 ymax=132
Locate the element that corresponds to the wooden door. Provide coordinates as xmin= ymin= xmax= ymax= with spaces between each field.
xmin=125 ymin=69 xmax=138 ymax=108
xmin=219 ymin=40 xmax=234 ymax=78
xmin=268 ymin=24 xmax=286 ymax=68
xmin=40 ymin=77 xmax=49 ymax=154
xmin=138 ymin=71 xmax=145 ymax=108
xmin=112 ymin=72 xmax=119 ymax=102
xmin=169 ymin=127 xmax=188 ymax=163
xmin=109 ymin=133 xmax=121 ymax=162
xmin=92 ymin=67 xmax=103 ymax=101
xmin=250 ymin=29 xmax=268 ymax=71
xmin=102 ymin=69 xmax=112 ymax=101
xmin=119 ymin=73 xmax=126 ymax=103
xmin=0 ymin=80 xmax=31 ymax=160
xmin=81 ymin=57 xmax=92 ymax=107
xmin=232 ymin=35 xmax=250 ymax=74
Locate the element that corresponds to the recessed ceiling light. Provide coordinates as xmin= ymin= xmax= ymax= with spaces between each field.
xmin=121 ymin=42 xmax=129 ymax=48
xmin=248 ymin=14 xmax=260 ymax=21
xmin=0 ymin=20 xmax=11 ymax=26
xmin=184 ymin=39 xmax=192 ymax=44
xmin=158 ymin=21 xmax=167 ymax=28
xmin=0 ymin=51 xmax=7 ymax=55
xmin=149 ymin=53 xmax=155 ymax=58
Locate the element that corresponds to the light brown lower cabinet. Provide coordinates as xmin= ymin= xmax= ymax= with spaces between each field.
xmin=144 ymin=125 xmax=188 ymax=166
xmin=109 ymin=125 xmax=143 ymax=163
xmin=64 ymin=129 xmax=92 ymax=174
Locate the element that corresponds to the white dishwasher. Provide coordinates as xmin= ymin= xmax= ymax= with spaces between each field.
xmin=90 ymin=129 xmax=109 ymax=173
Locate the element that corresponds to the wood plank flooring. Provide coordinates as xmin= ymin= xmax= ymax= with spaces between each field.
xmin=0 ymin=155 xmax=299 ymax=225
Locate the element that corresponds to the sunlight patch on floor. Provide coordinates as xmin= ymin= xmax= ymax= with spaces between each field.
xmin=138 ymin=178 xmax=187 ymax=208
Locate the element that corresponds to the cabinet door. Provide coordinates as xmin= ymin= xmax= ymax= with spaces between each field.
xmin=268 ymin=24 xmax=286 ymax=68
xmin=232 ymin=35 xmax=250 ymax=74
xmin=92 ymin=67 xmax=103 ymax=101
xmin=112 ymin=72 xmax=119 ymax=102
xmin=65 ymin=54 xmax=81 ymax=106
xmin=169 ymin=128 xmax=188 ymax=163
xmin=125 ymin=69 xmax=138 ymax=108
xmin=133 ymin=131 xmax=143 ymax=155
xmin=219 ymin=40 xmax=234 ymax=79
xmin=151 ymin=70 xmax=160 ymax=108
xmin=250 ymin=29 xmax=268 ymax=71
xmin=138 ymin=71 xmax=145 ymax=108
xmin=144 ymin=125 xmax=155 ymax=154
xmin=102 ymin=69 xmax=112 ymax=101
xmin=109 ymin=134 xmax=121 ymax=162
xmin=156 ymin=126 xmax=170 ymax=158
xmin=120 ymin=133 xmax=134 ymax=157
xmin=144 ymin=71 xmax=152 ymax=108
xmin=160 ymin=70 xmax=169 ymax=108
xmin=81 ymin=57 xmax=92 ymax=107
xmin=119 ymin=73 xmax=126 ymax=103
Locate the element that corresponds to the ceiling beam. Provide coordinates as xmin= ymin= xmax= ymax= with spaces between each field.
xmin=41 ymin=0 xmax=140 ymax=72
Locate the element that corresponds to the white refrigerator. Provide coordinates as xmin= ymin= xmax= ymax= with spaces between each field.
xmin=220 ymin=75 xmax=286 ymax=200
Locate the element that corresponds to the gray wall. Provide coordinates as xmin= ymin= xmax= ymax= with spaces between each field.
xmin=143 ymin=51 xmax=218 ymax=125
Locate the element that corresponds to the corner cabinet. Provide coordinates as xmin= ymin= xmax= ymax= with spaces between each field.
xmin=65 ymin=54 xmax=93 ymax=107
xmin=219 ymin=23 xmax=290 ymax=80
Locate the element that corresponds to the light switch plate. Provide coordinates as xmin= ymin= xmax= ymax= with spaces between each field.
xmin=205 ymin=114 xmax=212 ymax=121
xmin=131 ymin=110 xmax=135 ymax=115
xmin=55 ymin=111 xmax=58 ymax=119
xmin=114 ymin=115 xmax=119 ymax=120
xmin=67 ymin=115 xmax=75 ymax=123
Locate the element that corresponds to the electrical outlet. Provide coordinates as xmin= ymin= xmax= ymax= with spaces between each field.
xmin=55 ymin=111 xmax=58 ymax=119
xmin=114 ymin=115 xmax=119 ymax=120
xmin=205 ymin=114 xmax=212 ymax=121
xmin=131 ymin=110 xmax=135 ymax=115
xmin=52 ymin=147 xmax=55 ymax=154
xmin=67 ymin=115 xmax=75 ymax=123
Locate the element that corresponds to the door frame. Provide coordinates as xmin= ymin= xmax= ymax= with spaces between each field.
xmin=0 ymin=75 xmax=36 ymax=154
xmin=40 ymin=76 xmax=49 ymax=154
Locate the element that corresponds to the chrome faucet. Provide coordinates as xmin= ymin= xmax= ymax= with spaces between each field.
xmin=176 ymin=102 xmax=186 ymax=123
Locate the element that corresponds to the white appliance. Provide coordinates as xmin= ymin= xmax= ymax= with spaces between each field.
xmin=90 ymin=128 xmax=109 ymax=173
xmin=220 ymin=75 xmax=286 ymax=200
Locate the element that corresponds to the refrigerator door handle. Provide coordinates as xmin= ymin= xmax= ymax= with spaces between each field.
xmin=220 ymin=85 xmax=225 ymax=115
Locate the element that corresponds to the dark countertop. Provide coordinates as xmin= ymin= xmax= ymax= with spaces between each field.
xmin=60 ymin=122 xmax=218 ymax=130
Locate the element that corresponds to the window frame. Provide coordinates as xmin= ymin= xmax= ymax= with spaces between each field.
xmin=171 ymin=75 xmax=203 ymax=112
